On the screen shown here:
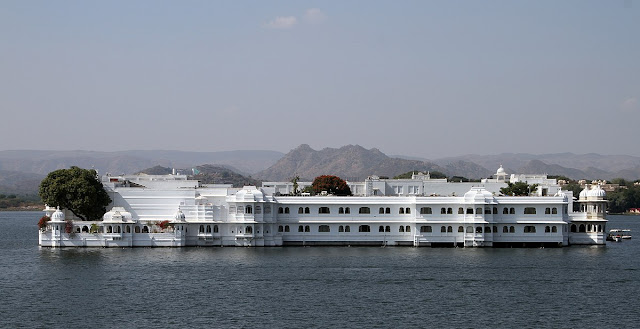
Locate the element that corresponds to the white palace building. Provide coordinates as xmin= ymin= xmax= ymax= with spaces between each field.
xmin=39 ymin=167 xmax=608 ymax=248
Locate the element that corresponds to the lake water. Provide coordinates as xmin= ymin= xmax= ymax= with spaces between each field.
xmin=1 ymin=211 xmax=639 ymax=328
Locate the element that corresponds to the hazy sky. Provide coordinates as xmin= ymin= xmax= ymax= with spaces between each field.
xmin=1 ymin=1 xmax=638 ymax=159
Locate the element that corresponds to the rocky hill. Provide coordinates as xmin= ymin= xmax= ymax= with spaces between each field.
xmin=257 ymin=144 xmax=449 ymax=181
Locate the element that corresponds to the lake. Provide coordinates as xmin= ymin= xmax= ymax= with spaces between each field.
xmin=1 ymin=211 xmax=639 ymax=328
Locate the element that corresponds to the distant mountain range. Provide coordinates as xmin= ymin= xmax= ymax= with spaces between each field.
xmin=2 ymin=146 xmax=640 ymax=195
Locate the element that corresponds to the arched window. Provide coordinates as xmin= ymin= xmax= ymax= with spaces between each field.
xmin=305 ymin=207 xmax=310 ymax=214
xmin=339 ymin=225 xmax=344 ymax=232
xmin=126 ymin=226 xmax=131 ymax=233
xmin=405 ymin=226 xmax=410 ymax=232
xmin=579 ymin=224 xmax=586 ymax=232
xmin=82 ymin=226 xmax=89 ymax=233
xmin=420 ymin=226 xmax=432 ymax=233
xmin=485 ymin=226 xmax=491 ymax=233
xmin=134 ymin=226 xmax=141 ymax=233
xmin=552 ymin=208 xmax=558 ymax=214
xmin=509 ymin=226 xmax=515 ymax=233
xmin=447 ymin=226 xmax=452 ymax=233
xmin=359 ymin=225 xmax=370 ymax=232
xmin=359 ymin=207 xmax=370 ymax=214
xmin=199 ymin=225 xmax=205 ymax=233
xmin=214 ymin=225 xmax=219 ymax=233
xmin=458 ymin=226 xmax=464 ymax=233
xmin=503 ymin=208 xmax=509 ymax=214
xmin=206 ymin=225 xmax=212 ymax=233
xmin=399 ymin=208 xmax=405 ymax=214
xmin=299 ymin=207 xmax=304 ymax=214
xmin=485 ymin=208 xmax=491 ymax=215
xmin=405 ymin=208 xmax=411 ymax=214
xmin=524 ymin=207 xmax=537 ymax=215
xmin=476 ymin=208 xmax=482 ymax=215
xmin=467 ymin=208 xmax=474 ymax=214
xmin=441 ymin=226 xmax=446 ymax=233
xmin=107 ymin=226 xmax=113 ymax=233
xmin=115 ymin=226 xmax=121 ymax=233
xmin=545 ymin=208 xmax=551 ymax=214
xmin=447 ymin=208 xmax=453 ymax=214
xmin=345 ymin=207 xmax=350 ymax=214
xmin=441 ymin=208 xmax=446 ymax=214
xmin=246 ymin=226 xmax=253 ymax=234
xmin=400 ymin=226 xmax=405 ymax=232
xmin=345 ymin=225 xmax=350 ymax=232
xmin=379 ymin=225 xmax=385 ymax=232
xmin=339 ymin=207 xmax=345 ymax=214
xmin=466 ymin=226 xmax=473 ymax=233
xmin=246 ymin=206 xmax=252 ymax=214
xmin=385 ymin=207 xmax=390 ymax=214
xmin=524 ymin=226 xmax=536 ymax=233
xmin=571 ymin=224 xmax=577 ymax=232
xmin=379 ymin=207 xmax=384 ymax=214
xmin=278 ymin=225 xmax=284 ymax=232
xmin=503 ymin=226 xmax=508 ymax=233
xmin=545 ymin=226 xmax=551 ymax=233
xmin=476 ymin=227 xmax=483 ymax=233
xmin=510 ymin=208 xmax=515 ymax=214
xmin=319 ymin=207 xmax=331 ymax=214
xmin=319 ymin=225 xmax=330 ymax=232
xmin=305 ymin=225 xmax=310 ymax=232
xmin=420 ymin=207 xmax=432 ymax=214
xmin=493 ymin=226 xmax=497 ymax=233
xmin=385 ymin=226 xmax=391 ymax=232
xmin=458 ymin=207 xmax=464 ymax=214
xmin=493 ymin=207 xmax=498 ymax=214
xmin=298 ymin=225 xmax=304 ymax=232
xmin=552 ymin=226 xmax=557 ymax=233
xmin=285 ymin=207 xmax=290 ymax=214
xmin=284 ymin=225 xmax=289 ymax=232
xmin=278 ymin=207 xmax=284 ymax=214
xmin=587 ymin=224 xmax=592 ymax=232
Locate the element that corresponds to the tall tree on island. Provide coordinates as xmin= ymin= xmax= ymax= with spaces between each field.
xmin=311 ymin=175 xmax=352 ymax=196
xmin=39 ymin=166 xmax=112 ymax=220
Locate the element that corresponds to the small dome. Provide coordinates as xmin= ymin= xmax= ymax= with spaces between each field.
xmin=103 ymin=207 xmax=132 ymax=222
xmin=496 ymin=165 xmax=506 ymax=175
xmin=51 ymin=207 xmax=65 ymax=221
xmin=587 ymin=185 xmax=606 ymax=198
xmin=579 ymin=186 xmax=590 ymax=200
xmin=174 ymin=209 xmax=186 ymax=222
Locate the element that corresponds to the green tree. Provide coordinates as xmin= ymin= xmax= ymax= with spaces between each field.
xmin=311 ymin=175 xmax=352 ymax=196
xmin=500 ymin=182 xmax=538 ymax=196
xmin=39 ymin=166 xmax=112 ymax=220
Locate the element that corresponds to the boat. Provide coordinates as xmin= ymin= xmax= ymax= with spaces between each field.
xmin=606 ymin=229 xmax=632 ymax=242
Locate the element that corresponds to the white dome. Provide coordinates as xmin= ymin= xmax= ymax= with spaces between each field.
xmin=496 ymin=165 xmax=506 ymax=175
xmin=579 ymin=186 xmax=590 ymax=200
xmin=103 ymin=207 xmax=132 ymax=222
xmin=174 ymin=209 xmax=186 ymax=222
xmin=587 ymin=185 xmax=606 ymax=198
xmin=463 ymin=187 xmax=495 ymax=203
xmin=51 ymin=207 xmax=65 ymax=221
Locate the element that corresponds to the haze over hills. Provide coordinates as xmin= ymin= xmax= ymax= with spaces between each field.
xmin=0 ymin=150 xmax=284 ymax=176
xmin=3 ymin=146 xmax=640 ymax=196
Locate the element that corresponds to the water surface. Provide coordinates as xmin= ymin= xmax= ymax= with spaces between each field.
xmin=1 ymin=212 xmax=639 ymax=328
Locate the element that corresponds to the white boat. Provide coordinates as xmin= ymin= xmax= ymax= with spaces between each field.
xmin=607 ymin=229 xmax=631 ymax=242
